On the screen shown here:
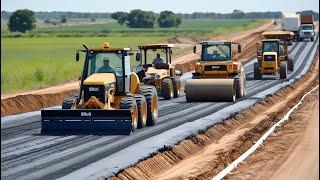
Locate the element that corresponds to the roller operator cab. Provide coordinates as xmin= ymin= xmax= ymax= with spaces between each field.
xmin=255 ymin=31 xmax=294 ymax=80
xmin=185 ymin=41 xmax=246 ymax=102
xmin=41 ymin=42 xmax=159 ymax=135
xmin=135 ymin=44 xmax=182 ymax=100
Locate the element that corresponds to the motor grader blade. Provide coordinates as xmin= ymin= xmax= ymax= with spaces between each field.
xmin=185 ymin=79 xmax=236 ymax=102
xmin=41 ymin=109 xmax=133 ymax=135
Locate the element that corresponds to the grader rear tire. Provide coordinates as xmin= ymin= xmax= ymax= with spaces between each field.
xmin=120 ymin=97 xmax=138 ymax=132
xmin=173 ymin=78 xmax=181 ymax=98
xmin=161 ymin=78 xmax=174 ymax=100
xmin=280 ymin=61 xmax=287 ymax=79
xmin=134 ymin=95 xmax=147 ymax=129
xmin=139 ymin=86 xmax=158 ymax=126
xmin=288 ymin=58 xmax=294 ymax=71
xmin=254 ymin=62 xmax=262 ymax=80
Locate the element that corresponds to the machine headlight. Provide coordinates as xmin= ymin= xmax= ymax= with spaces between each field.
xmin=155 ymin=74 xmax=161 ymax=79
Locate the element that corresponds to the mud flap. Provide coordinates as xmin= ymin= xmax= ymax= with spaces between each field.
xmin=41 ymin=109 xmax=132 ymax=135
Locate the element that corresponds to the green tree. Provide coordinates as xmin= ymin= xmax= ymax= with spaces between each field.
xmin=158 ymin=11 xmax=182 ymax=28
xmin=8 ymin=9 xmax=36 ymax=33
xmin=231 ymin=9 xmax=245 ymax=19
xmin=126 ymin=9 xmax=156 ymax=28
xmin=111 ymin=11 xmax=128 ymax=25
xmin=61 ymin=16 xmax=67 ymax=23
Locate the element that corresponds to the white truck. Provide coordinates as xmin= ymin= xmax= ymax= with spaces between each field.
xmin=299 ymin=14 xmax=315 ymax=41
xmin=282 ymin=12 xmax=300 ymax=41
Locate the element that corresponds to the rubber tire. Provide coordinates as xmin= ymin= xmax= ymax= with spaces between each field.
xmin=161 ymin=78 xmax=174 ymax=100
xmin=134 ymin=94 xmax=147 ymax=129
xmin=62 ymin=94 xmax=79 ymax=109
xmin=172 ymin=78 xmax=181 ymax=98
xmin=288 ymin=59 xmax=294 ymax=71
xmin=120 ymin=97 xmax=138 ymax=132
xmin=280 ymin=61 xmax=287 ymax=79
xmin=300 ymin=38 xmax=304 ymax=42
xmin=254 ymin=62 xmax=261 ymax=80
xmin=139 ymin=86 xmax=158 ymax=126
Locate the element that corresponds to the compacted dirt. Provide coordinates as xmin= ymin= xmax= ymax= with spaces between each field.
xmin=110 ymin=48 xmax=319 ymax=180
xmin=226 ymin=91 xmax=319 ymax=180
xmin=1 ymin=20 xmax=274 ymax=116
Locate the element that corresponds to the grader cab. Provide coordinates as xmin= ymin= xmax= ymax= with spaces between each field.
xmin=41 ymin=42 xmax=159 ymax=135
xmin=254 ymin=31 xmax=294 ymax=79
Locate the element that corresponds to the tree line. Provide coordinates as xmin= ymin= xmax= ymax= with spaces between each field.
xmin=4 ymin=9 xmax=319 ymax=33
xmin=2 ymin=10 xmax=318 ymax=20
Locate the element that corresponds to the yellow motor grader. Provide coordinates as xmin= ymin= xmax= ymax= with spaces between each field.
xmin=254 ymin=31 xmax=294 ymax=79
xmin=134 ymin=44 xmax=182 ymax=100
xmin=41 ymin=42 xmax=158 ymax=135
xmin=185 ymin=41 xmax=246 ymax=102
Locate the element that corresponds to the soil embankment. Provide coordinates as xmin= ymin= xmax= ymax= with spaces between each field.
xmin=110 ymin=48 xmax=319 ymax=180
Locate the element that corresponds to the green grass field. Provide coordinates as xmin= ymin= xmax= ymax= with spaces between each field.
xmin=1 ymin=19 xmax=265 ymax=37
xmin=1 ymin=19 xmax=267 ymax=94
xmin=1 ymin=36 xmax=164 ymax=94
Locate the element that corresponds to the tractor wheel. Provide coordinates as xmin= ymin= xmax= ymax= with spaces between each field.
xmin=280 ymin=61 xmax=287 ymax=79
xmin=139 ymin=86 xmax=158 ymax=126
xmin=288 ymin=58 xmax=294 ymax=71
xmin=62 ymin=94 xmax=79 ymax=109
xmin=161 ymin=78 xmax=174 ymax=100
xmin=254 ymin=62 xmax=261 ymax=80
xmin=173 ymin=78 xmax=181 ymax=98
xmin=134 ymin=94 xmax=147 ymax=129
xmin=120 ymin=97 xmax=138 ymax=132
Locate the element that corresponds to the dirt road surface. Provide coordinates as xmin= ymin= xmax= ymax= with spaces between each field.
xmin=226 ymin=91 xmax=319 ymax=180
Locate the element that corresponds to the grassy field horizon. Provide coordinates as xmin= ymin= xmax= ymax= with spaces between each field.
xmin=1 ymin=19 xmax=267 ymax=94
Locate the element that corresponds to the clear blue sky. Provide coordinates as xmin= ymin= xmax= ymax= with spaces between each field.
xmin=1 ymin=0 xmax=319 ymax=13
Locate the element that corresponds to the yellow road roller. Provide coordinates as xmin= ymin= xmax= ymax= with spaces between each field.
xmin=185 ymin=41 xmax=246 ymax=102
xmin=254 ymin=31 xmax=294 ymax=79
xmin=41 ymin=42 xmax=158 ymax=135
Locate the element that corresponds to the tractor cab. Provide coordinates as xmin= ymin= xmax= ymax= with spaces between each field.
xmin=254 ymin=31 xmax=294 ymax=80
xmin=135 ymin=43 xmax=182 ymax=100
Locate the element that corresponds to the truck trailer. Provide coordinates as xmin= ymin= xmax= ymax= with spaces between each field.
xmin=282 ymin=12 xmax=300 ymax=41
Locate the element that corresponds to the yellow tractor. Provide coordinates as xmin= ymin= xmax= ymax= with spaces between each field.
xmin=185 ymin=41 xmax=246 ymax=102
xmin=134 ymin=44 xmax=182 ymax=100
xmin=41 ymin=42 xmax=158 ymax=135
xmin=254 ymin=31 xmax=294 ymax=79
